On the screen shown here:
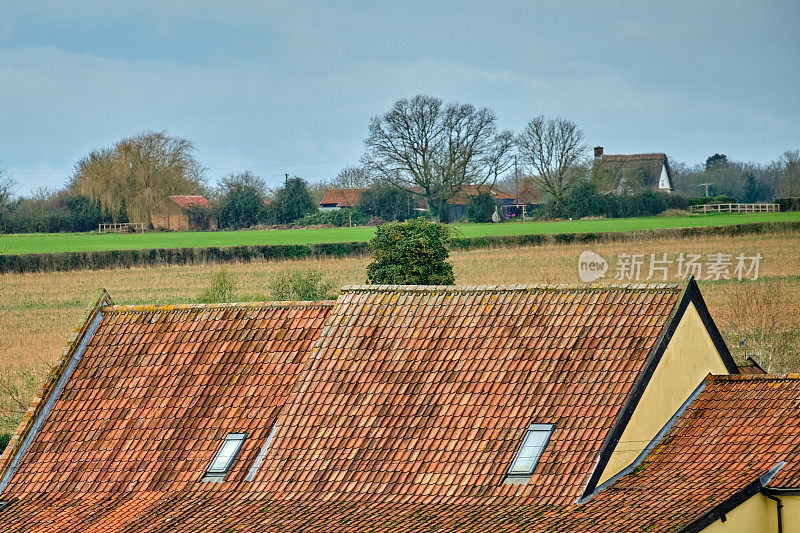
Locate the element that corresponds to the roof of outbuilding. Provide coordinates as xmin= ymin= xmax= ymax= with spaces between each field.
xmin=319 ymin=188 xmax=366 ymax=207
xmin=168 ymin=195 xmax=211 ymax=209
xmin=594 ymin=152 xmax=671 ymax=190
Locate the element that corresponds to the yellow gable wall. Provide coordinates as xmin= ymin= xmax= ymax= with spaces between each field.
xmin=598 ymin=301 xmax=730 ymax=484
xmin=700 ymin=493 xmax=800 ymax=533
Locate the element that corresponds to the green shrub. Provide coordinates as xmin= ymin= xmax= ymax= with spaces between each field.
xmin=366 ymin=217 xmax=454 ymax=285
xmin=296 ymin=208 xmax=368 ymax=227
xmin=688 ymin=195 xmax=738 ymax=206
xmin=0 ymin=433 xmax=9 ymax=454
xmin=267 ymin=269 xmax=338 ymax=301
xmin=564 ymin=183 xmax=688 ymax=219
xmin=197 ymin=268 xmax=237 ymax=303
xmin=466 ymin=192 xmax=496 ymax=223
xmin=776 ymin=197 xmax=800 ymax=212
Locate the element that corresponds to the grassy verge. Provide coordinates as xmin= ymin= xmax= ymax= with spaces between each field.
xmin=2 ymin=212 xmax=799 ymax=255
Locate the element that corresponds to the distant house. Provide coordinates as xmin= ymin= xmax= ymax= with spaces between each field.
xmin=319 ymin=185 xmax=515 ymax=219
xmin=150 ymin=195 xmax=215 ymax=231
xmin=441 ymin=184 xmax=515 ymax=219
xmin=592 ymin=146 xmax=673 ymax=193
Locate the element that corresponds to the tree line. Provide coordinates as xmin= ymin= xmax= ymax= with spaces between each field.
xmin=2 ymin=97 xmax=799 ymax=234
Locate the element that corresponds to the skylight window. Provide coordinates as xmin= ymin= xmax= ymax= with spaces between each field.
xmin=507 ymin=423 xmax=554 ymax=476
xmin=204 ymin=433 xmax=247 ymax=480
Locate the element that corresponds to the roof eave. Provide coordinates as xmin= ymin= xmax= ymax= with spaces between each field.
xmin=0 ymin=289 xmax=113 ymax=494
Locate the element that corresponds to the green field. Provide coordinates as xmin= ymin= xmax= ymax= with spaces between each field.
xmin=2 ymin=212 xmax=800 ymax=255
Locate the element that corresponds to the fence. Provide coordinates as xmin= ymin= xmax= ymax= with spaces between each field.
xmin=98 ymin=223 xmax=147 ymax=234
xmin=690 ymin=203 xmax=779 ymax=214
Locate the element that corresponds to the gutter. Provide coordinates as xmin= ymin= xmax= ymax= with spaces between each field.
xmin=678 ymin=463 xmax=785 ymax=533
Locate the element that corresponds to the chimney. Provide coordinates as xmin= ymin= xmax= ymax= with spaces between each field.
xmin=594 ymin=146 xmax=604 ymax=159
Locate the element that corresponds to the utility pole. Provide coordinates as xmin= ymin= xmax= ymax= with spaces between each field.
xmin=285 ymin=173 xmax=289 ymax=186
xmin=699 ymin=183 xmax=712 ymax=197
xmin=514 ymin=155 xmax=524 ymax=223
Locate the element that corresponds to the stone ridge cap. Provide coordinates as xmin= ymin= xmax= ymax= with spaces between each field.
xmin=340 ymin=283 xmax=682 ymax=293
xmin=706 ymin=373 xmax=800 ymax=382
xmin=102 ymin=300 xmax=337 ymax=313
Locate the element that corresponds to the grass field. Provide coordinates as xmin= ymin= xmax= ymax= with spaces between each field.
xmin=3 ymin=212 xmax=800 ymax=255
xmin=1 ymin=226 xmax=799 ymax=433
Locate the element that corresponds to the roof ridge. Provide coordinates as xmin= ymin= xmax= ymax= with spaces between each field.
xmin=602 ymin=153 xmax=666 ymax=158
xmin=707 ymin=374 xmax=800 ymax=381
xmin=341 ymin=283 xmax=682 ymax=293
xmin=104 ymin=300 xmax=337 ymax=313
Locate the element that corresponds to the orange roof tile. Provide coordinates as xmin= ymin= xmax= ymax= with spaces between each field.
xmin=319 ymin=189 xmax=365 ymax=207
xmin=169 ymin=195 xmax=211 ymax=209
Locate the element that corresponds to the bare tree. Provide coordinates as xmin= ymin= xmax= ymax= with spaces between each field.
xmin=363 ymin=95 xmax=514 ymax=220
xmin=332 ymin=165 xmax=373 ymax=189
xmin=71 ymin=131 xmax=206 ymax=225
xmin=778 ymin=150 xmax=800 ymax=197
xmin=0 ymin=165 xmax=15 ymax=205
xmin=516 ymin=116 xmax=588 ymax=210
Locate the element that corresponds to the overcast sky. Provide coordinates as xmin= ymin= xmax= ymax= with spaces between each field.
xmin=1 ymin=1 xmax=798 ymax=196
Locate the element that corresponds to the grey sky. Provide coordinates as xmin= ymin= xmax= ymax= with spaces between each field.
xmin=1 ymin=1 xmax=798 ymax=195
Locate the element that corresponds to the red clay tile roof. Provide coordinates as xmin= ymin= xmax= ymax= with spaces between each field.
xmin=319 ymin=189 xmax=366 ymax=207
xmin=169 ymin=195 xmax=211 ymax=209
xmin=0 ymin=284 xmax=698 ymax=530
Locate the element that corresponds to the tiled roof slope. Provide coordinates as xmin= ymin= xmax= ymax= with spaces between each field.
xmin=0 ymin=301 xmax=333 ymax=497
xmin=261 ymin=284 xmax=683 ymax=505
xmin=319 ymin=188 xmax=366 ymax=207
xmin=168 ymin=195 xmax=211 ymax=209
xmin=546 ymin=374 xmax=800 ymax=532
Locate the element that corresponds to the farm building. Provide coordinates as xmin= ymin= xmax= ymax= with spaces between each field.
xmin=319 ymin=185 xmax=515 ymax=219
xmin=593 ymin=146 xmax=674 ymax=193
xmin=150 ymin=195 xmax=216 ymax=231
xmin=319 ymin=188 xmax=366 ymax=210
xmin=1 ymin=280 xmax=799 ymax=531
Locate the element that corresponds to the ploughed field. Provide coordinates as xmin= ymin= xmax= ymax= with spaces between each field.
xmin=3 ymin=212 xmax=800 ymax=255
xmin=0 ymin=228 xmax=798 ymax=434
